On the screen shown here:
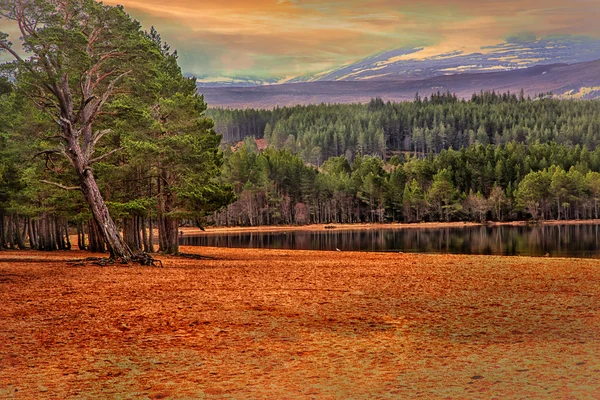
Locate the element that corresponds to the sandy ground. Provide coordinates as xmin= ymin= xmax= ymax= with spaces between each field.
xmin=1 ymin=247 xmax=600 ymax=398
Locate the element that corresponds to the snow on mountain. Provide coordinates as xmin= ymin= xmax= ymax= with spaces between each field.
xmin=198 ymin=36 xmax=600 ymax=88
xmin=293 ymin=35 xmax=600 ymax=83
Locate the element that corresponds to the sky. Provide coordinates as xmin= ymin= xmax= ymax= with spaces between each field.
xmin=4 ymin=0 xmax=600 ymax=81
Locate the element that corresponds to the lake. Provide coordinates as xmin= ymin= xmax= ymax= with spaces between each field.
xmin=180 ymin=224 xmax=600 ymax=258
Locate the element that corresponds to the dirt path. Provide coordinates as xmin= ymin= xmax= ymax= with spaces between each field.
xmin=1 ymin=248 xmax=600 ymax=398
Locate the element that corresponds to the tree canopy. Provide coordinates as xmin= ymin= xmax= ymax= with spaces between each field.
xmin=3 ymin=2 xmax=600 ymax=250
xmin=0 ymin=0 xmax=232 ymax=258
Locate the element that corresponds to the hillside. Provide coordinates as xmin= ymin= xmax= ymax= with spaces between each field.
xmin=291 ymin=35 xmax=600 ymax=83
xmin=197 ymin=35 xmax=600 ymax=90
xmin=201 ymin=59 xmax=600 ymax=108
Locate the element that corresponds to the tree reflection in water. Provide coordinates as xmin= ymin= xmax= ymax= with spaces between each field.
xmin=181 ymin=224 xmax=600 ymax=258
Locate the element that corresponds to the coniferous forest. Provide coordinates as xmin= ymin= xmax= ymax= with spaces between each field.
xmin=2 ymin=0 xmax=600 ymax=255
xmin=0 ymin=1 xmax=233 ymax=258
xmin=5 ymin=67 xmax=600 ymax=252
xmin=208 ymin=93 xmax=600 ymax=226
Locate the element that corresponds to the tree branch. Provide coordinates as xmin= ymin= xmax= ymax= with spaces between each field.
xmin=86 ymin=129 xmax=111 ymax=159
xmin=90 ymin=147 xmax=125 ymax=165
xmin=84 ymin=70 xmax=131 ymax=125
xmin=91 ymin=68 xmax=119 ymax=90
xmin=33 ymin=149 xmax=62 ymax=159
xmin=0 ymin=40 xmax=25 ymax=63
xmin=40 ymin=180 xmax=81 ymax=191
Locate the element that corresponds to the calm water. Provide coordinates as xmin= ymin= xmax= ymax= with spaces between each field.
xmin=180 ymin=224 xmax=600 ymax=258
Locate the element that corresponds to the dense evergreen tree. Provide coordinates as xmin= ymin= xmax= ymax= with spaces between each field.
xmin=0 ymin=0 xmax=232 ymax=256
xmin=0 ymin=0 xmax=163 ymax=259
xmin=207 ymin=92 xmax=600 ymax=227
xmin=212 ymin=139 xmax=600 ymax=226
xmin=210 ymin=92 xmax=600 ymax=164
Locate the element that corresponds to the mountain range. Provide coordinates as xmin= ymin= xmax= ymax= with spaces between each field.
xmin=198 ymin=36 xmax=600 ymax=108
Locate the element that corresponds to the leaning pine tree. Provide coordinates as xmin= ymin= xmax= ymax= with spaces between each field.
xmin=0 ymin=0 xmax=174 ymax=261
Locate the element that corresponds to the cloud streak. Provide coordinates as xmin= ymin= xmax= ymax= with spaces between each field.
xmin=97 ymin=0 xmax=600 ymax=78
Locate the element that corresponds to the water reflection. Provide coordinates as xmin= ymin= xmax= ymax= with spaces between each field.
xmin=180 ymin=224 xmax=600 ymax=258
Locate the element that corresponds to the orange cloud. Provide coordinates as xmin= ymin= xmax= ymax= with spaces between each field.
xmin=101 ymin=0 xmax=600 ymax=78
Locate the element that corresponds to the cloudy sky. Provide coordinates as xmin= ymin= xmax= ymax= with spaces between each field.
xmin=9 ymin=0 xmax=600 ymax=80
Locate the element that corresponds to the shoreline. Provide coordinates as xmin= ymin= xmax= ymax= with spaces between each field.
xmin=183 ymin=219 xmax=600 ymax=236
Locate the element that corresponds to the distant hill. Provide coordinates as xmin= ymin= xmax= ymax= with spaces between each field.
xmin=195 ymin=76 xmax=283 ymax=88
xmin=290 ymin=35 xmax=600 ymax=83
xmin=201 ymin=59 xmax=600 ymax=109
xmin=197 ymin=35 xmax=600 ymax=90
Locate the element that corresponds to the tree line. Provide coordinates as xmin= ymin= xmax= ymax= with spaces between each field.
xmin=211 ymin=139 xmax=600 ymax=226
xmin=209 ymin=91 xmax=600 ymax=165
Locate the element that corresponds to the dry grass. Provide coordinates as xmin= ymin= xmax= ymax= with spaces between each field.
xmin=1 ymin=247 xmax=600 ymax=398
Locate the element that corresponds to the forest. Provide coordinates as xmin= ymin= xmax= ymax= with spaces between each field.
xmin=3 ymin=1 xmax=600 ymax=257
xmin=209 ymin=91 xmax=600 ymax=163
xmin=213 ymin=138 xmax=600 ymax=226
xmin=209 ymin=94 xmax=600 ymax=226
xmin=0 ymin=0 xmax=233 ymax=259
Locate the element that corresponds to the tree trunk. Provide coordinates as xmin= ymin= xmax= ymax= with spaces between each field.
xmin=7 ymin=215 xmax=14 ymax=249
xmin=158 ymin=215 xmax=179 ymax=254
xmin=0 ymin=213 xmax=5 ymax=249
xmin=78 ymin=169 xmax=132 ymax=260
xmin=157 ymin=171 xmax=179 ymax=255
xmin=64 ymin=220 xmax=72 ymax=250
xmin=32 ymin=219 xmax=46 ymax=250
xmin=48 ymin=217 xmax=57 ymax=251
xmin=77 ymin=221 xmax=86 ymax=250
xmin=148 ymin=217 xmax=155 ymax=253
xmin=123 ymin=217 xmax=140 ymax=252
xmin=54 ymin=217 xmax=65 ymax=250
xmin=135 ymin=217 xmax=142 ymax=252
xmin=27 ymin=218 xmax=38 ymax=250
xmin=14 ymin=215 xmax=26 ymax=250
xmin=88 ymin=218 xmax=106 ymax=253
xmin=37 ymin=217 xmax=45 ymax=250
xmin=40 ymin=215 xmax=56 ymax=251
xmin=141 ymin=217 xmax=150 ymax=253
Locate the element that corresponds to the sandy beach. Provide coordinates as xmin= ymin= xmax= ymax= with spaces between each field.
xmin=1 ymin=247 xmax=600 ymax=398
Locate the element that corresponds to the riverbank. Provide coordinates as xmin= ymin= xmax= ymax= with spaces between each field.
xmin=1 ymin=247 xmax=600 ymax=398
xmin=182 ymin=219 xmax=600 ymax=236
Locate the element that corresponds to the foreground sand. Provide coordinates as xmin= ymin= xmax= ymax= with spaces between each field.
xmin=1 ymin=247 xmax=600 ymax=398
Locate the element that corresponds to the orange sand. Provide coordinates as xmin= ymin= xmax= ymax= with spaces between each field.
xmin=1 ymin=247 xmax=600 ymax=398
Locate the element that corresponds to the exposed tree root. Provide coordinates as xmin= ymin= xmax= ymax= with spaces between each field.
xmin=132 ymin=253 xmax=164 ymax=267
xmin=67 ymin=257 xmax=113 ymax=267
xmin=66 ymin=252 xmax=215 ymax=267
xmin=174 ymin=253 xmax=215 ymax=260
xmin=67 ymin=252 xmax=163 ymax=267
